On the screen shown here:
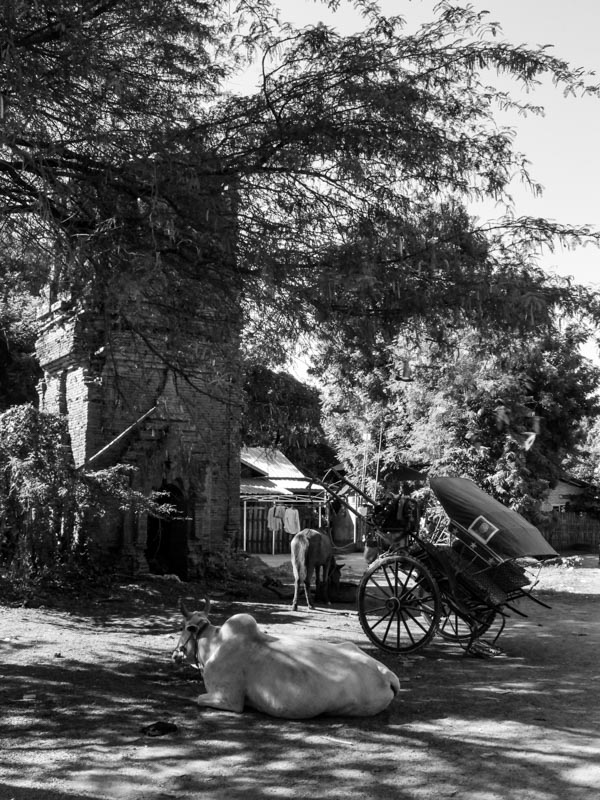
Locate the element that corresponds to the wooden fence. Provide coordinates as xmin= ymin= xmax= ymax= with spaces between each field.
xmin=236 ymin=504 xmax=324 ymax=554
xmin=539 ymin=512 xmax=600 ymax=552
xmin=236 ymin=507 xmax=600 ymax=556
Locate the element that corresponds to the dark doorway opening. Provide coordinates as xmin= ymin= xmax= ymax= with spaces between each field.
xmin=146 ymin=484 xmax=189 ymax=579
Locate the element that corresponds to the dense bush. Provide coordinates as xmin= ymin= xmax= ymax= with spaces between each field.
xmin=0 ymin=404 xmax=169 ymax=593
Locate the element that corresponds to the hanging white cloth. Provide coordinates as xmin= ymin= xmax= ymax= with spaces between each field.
xmin=283 ymin=507 xmax=301 ymax=535
xmin=268 ymin=505 xmax=284 ymax=532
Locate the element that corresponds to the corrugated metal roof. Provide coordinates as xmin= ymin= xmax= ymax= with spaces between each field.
xmin=240 ymin=476 xmax=293 ymax=496
xmin=240 ymin=446 xmax=312 ymax=492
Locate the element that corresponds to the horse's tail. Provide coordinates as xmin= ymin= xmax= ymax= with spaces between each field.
xmin=290 ymin=531 xmax=309 ymax=582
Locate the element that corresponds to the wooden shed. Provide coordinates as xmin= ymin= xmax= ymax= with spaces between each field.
xmin=239 ymin=447 xmax=325 ymax=554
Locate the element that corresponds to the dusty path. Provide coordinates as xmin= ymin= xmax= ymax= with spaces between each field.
xmin=1 ymin=555 xmax=599 ymax=800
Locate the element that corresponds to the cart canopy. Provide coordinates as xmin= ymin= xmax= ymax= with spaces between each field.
xmin=430 ymin=476 xmax=558 ymax=560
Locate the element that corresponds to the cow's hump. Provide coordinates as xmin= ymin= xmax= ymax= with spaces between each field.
xmin=220 ymin=613 xmax=266 ymax=641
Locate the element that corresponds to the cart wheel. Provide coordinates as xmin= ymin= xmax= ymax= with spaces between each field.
xmin=435 ymin=601 xmax=496 ymax=642
xmin=357 ymin=554 xmax=441 ymax=654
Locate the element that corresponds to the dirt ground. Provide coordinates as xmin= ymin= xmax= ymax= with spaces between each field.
xmin=1 ymin=552 xmax=600 ymax=800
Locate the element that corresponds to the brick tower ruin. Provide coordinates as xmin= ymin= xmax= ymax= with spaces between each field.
xmin=35 ymin=288 xmax=242 ymax=579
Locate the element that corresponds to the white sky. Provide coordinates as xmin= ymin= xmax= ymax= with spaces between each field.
xmin=272 ymin=0 xmax=600 ymax=290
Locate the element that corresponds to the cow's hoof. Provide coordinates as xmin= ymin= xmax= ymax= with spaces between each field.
xmin=308 ymin=604 xmax=315 ymax=610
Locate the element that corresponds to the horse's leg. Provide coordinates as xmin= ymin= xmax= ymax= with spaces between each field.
xmin=304 ymin=563 xmax=314 ymax=609
xmin=314 ymin=564 xmax=326 ymax=606
xmin=321 ymin=560 xmax=332 ymax=605
xmin=291 ymin=577 xmax=300 ymax=611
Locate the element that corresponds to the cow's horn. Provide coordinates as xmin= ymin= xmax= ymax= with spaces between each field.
xmin=179 ymin=598 xmax=190 ymax=618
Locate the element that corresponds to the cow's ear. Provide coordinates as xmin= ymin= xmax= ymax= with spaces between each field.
xmin=179 ymin=599 xmax=190 ymax=618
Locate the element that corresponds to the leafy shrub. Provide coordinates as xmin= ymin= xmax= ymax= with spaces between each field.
xmin=0 ymin=404 xmax=171 ymax=592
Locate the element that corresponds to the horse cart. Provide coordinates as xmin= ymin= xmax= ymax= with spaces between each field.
xmin=318 ymin=470 xmax=558 ymax=656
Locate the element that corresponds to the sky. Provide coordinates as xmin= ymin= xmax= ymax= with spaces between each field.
xmin=275 ymin=0 xmax=600 ymax=291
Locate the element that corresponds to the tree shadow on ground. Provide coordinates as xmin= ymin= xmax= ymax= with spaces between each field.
xmin=2 ymin=588 xmax=599 ymax=799
xmin=0 ymin=784 xmax=108 ymax=800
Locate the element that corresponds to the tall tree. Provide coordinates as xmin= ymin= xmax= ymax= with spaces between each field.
xmin=1 ymin=1 xmax=245 ymax=399
xmin=566 ymin=418 xmax=600 ymax=487
xmin=2 ymin=0 xmax=600 ymax=510
xmin=241 ymin=365 xmax=335 ymax=475
xmin=321 ymin=323 xmax=600 ymax=516
xmin=2 ymin=3 xmax=599 ymax=357
xmin=232 ymin=9 xmax=600 ymax=366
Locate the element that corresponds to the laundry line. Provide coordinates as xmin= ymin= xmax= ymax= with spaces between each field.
xmin=240 ymin=493 xmax=327 ymax=554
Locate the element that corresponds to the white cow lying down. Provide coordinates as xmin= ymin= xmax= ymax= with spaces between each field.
xmin=172 ymin=599 xmax=400 ymax=719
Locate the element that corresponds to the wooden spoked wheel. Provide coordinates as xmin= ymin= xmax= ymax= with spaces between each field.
xmin=357 ymin=554 xmax=442 ymax=654
xmin=434 ymin=600 xmax=497 ymax=642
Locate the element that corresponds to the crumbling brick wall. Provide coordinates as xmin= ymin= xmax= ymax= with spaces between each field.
xmin=36 ymin=297 xmax=241 ymax=578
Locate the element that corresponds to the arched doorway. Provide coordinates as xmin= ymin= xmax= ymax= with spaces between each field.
xmin=146 ymin=484 xmax=189 ymax=579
